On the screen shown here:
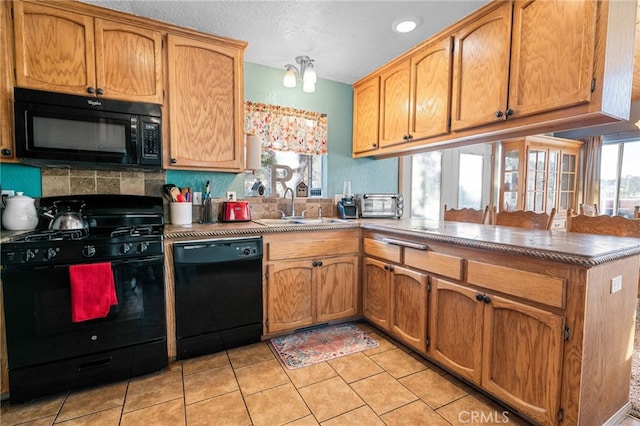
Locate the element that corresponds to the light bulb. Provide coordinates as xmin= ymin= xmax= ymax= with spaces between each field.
xmin=283 ymin=67 xmax=296 ymax=88
xmin=302 ymin=81 xmax=315 ymax=93
xmin=303 ymin=63 xmax=316 ymax=84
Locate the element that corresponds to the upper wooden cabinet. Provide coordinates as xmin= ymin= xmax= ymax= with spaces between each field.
xmin=166 ymin=34 xmax=245 ymax=171
xmin=0 ymin=2 xmax=15 ymax=162
xmin=13 ymin=1 xmax=163 ymax=103
xmin=450 ymin=1 xmax=511 ymax=132
xmin=352 ymin=75 xmax=380 ymax=155
xmin=409 ymin=36 xmax=453 ymax=142
xmin=353 ymin=0 xmax=635 ymax=159
xmin=362 ymin=35 xmax=452 ymax=153
xmin=508 ymin=0 xmax=596 ymax=119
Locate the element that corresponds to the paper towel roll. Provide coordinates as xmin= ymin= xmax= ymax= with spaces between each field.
xmin=246 ymin=135 xmax=262 ymax=171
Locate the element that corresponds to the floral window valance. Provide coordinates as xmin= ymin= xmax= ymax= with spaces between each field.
xmin=245 ymin=101 xmax=328 ymax=155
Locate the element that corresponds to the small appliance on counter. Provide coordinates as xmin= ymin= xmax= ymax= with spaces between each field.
xmin=337 ymin=197 xmax=358 ymax=219
xmin=222 ymin=201 xmax=251 ymax=222
xmin=358 ymin=193 xmax=404 ymax=218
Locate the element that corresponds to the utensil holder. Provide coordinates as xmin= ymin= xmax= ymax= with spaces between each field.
xmin=170 ymin=202 xmax=192 ymax=225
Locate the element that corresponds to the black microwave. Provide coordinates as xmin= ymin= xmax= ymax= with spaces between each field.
xmin=14 ymin=88 xmax=162 ymax=169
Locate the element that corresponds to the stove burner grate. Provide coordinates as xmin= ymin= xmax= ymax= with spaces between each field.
xmin=23 ymin=229 xmax=89 ymax=242
xmin=110 ymin=226 xmax=155 ymax=238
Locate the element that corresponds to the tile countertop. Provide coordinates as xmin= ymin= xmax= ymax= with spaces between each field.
xmin=164 ymin=218 xmax=640 ymax=267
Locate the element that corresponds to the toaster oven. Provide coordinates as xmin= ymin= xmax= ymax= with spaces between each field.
xmin=358 ymin=194 xmax=403 ymax=218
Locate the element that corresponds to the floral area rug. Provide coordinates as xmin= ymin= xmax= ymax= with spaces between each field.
xmin=270 ymin=323 xmax=379 ymax=369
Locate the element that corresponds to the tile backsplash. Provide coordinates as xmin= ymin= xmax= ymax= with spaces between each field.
xmin=41 ymin=167 xmax=166 ymax=198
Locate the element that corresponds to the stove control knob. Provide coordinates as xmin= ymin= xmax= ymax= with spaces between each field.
xmin=83 ymin=245 xmax=96 ymax=258
xmin=136 ymin=242 xmax=149 ymax=254
xmin=43 ymin=248 xmax=57 ymax=261
xmin=121 ymin=243 xmax=132 ymax=254
xmin=22 ymin=249 xmax=36 ymax=262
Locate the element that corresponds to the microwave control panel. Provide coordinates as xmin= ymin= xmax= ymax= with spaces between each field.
xmin=142 ymin=122 xmax=161 ymax=162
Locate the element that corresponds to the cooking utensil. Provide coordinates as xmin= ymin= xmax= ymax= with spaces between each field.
xmin=41 ymin=200 xmax=89 ymax=230
xmin=162 ymin=184 xmax=177 ymax=202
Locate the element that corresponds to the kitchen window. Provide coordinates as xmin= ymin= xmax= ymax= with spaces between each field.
xmin=244 ymin=102 xmax=327 ymax=197
xmin=402 ymin=144 xmax=492 ymax=219
xmin=600 ymin=139 xmax=640 ymax=218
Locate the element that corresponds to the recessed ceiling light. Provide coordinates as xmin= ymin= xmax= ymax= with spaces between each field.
xmin=392 ymin=17 xmax=420 ymax=34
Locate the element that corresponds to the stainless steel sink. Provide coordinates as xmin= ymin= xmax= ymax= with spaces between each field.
xmin=253 ymin=218 xmax=351 ymax=226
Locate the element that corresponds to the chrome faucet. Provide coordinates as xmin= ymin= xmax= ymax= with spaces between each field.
xmin=284 ymin=187 xmax=295 ymax=218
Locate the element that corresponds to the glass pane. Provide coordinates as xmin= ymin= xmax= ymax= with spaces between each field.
xmin=245 ymin=151 xmax=324 ymax=197
xmin=411 ymin=151 xmax=442 ymax=218
xmin=505 ymin=150 xmax=519 ymax=171
xmin=458 ymin=153 xmax=483 ymax=209
xmin=504 ymin=192 xmax=518 ymax=210
xmin=600 ymin=144 xmax=620 ymax=216
xmin=618 ymin=141 xmax=640 ymax=218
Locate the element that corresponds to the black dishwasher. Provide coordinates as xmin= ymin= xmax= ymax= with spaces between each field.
xmin=173 ymin=236 xmax=263 ymax=360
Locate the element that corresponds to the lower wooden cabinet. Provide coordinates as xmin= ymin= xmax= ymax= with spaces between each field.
xmin=263 ymin=230 xmax=360 ymax=335
xmin=362 ymin=257 xmax=428 ymax=352
xmin=429 ymin=279 xmax=483 ymax=384
xmin=430 ymin=277 xmax=564 ymax=425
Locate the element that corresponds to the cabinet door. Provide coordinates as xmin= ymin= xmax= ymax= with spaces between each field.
xmin=508 ymin=0 xmax=596 ymax=118
xmin=390 ymin=265 xmax=427 ymax=352
xmin=352 ymin=76 xmax=380 ymax=155
xmin=379 ymin=60 xmax=410 ymax=148
xmin=266 ymin=261 xmax=314 ymax=333
xmin=1 ymin=2 xmax=15 ymax=161
xmin=94 ymin=19 xmax=163 ymax=104
xmin=316 ymin=255 xmax=358 ymax=322
xmin=362 ymin=257 xmax=391 ymax=331
xmin=482 ymin=294 xmax=564 ymax=425
xmin=429 ymin=278 xmax=483 ymax=384
xmin=409 ymin=36 xmax=453 ymax=140
xmin=167 ymin=34 xmax=244 ymax=171
xmin=451 ymin=1 xmax=512 ymax=131
xmin=13 ymin=1 xmax=96 ymax=95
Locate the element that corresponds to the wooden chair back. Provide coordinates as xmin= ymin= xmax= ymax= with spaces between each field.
xmin=579 ymin=203 xmax=599 ymax=217
xmin=492 ymin=207 xmax=556 ymax=230
xmin=443 ymin=204 xmax=490 ymax=224
xmin=567 ymin=209 xmax=640 ymax=238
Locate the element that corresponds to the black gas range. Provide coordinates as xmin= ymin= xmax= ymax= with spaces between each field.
xmin=1 ymin=194 xmax=168 ymax=402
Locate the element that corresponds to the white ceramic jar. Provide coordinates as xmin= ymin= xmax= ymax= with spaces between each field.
xmin=2 ymin=192 xmax=38 ymax=231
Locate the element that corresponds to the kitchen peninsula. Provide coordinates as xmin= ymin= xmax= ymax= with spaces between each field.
xmin=163 ymin=218 xmax=640 ymax=426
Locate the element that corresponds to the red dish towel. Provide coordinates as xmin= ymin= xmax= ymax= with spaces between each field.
xmin=69 ymin=262 xmax=118 ymax=323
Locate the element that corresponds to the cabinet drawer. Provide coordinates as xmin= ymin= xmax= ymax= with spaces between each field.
xmin=267 ymin=238 xmax=359 ymax=261
xmin=467 ymin=261 xmax=565 ymax=308
xmin=363 ymin=238 xmax=401 ymax=263
xmin=404 ymin=247 xmax=463 ymax=280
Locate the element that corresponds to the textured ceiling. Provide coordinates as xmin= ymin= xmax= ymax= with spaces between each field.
xmin=81 ymin=0 xmax=489 ymax=84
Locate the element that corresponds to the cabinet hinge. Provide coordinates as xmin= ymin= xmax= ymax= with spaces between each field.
xmin=447 ymin=117 xmax=452 ymax=129
xmin=591 ymin=78 xmax=596 ymax=93
xmin=558 ymin=408 xmax=565 ymax=422
xmin=563 ymin=326 xmax=571 ymax=341
xmin=265 ymin=318 xmax=269 ymax=327
xmin=426 ymin=337 xmax=430 ymax=347
xmin=265 ymin=270 xmax=269 ymax=280
xmin=427 ymin=280 xmax=432 ymax=292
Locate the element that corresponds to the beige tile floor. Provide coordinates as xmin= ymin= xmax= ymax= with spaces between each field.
xmin=1 ymin=322 xmax=639 ymax=426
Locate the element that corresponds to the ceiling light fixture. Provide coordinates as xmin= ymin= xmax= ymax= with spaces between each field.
xmin=392 ymin=17 xmax=420 ymax=34
xmin=283 ymin=55 xmax=317 ymax=93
